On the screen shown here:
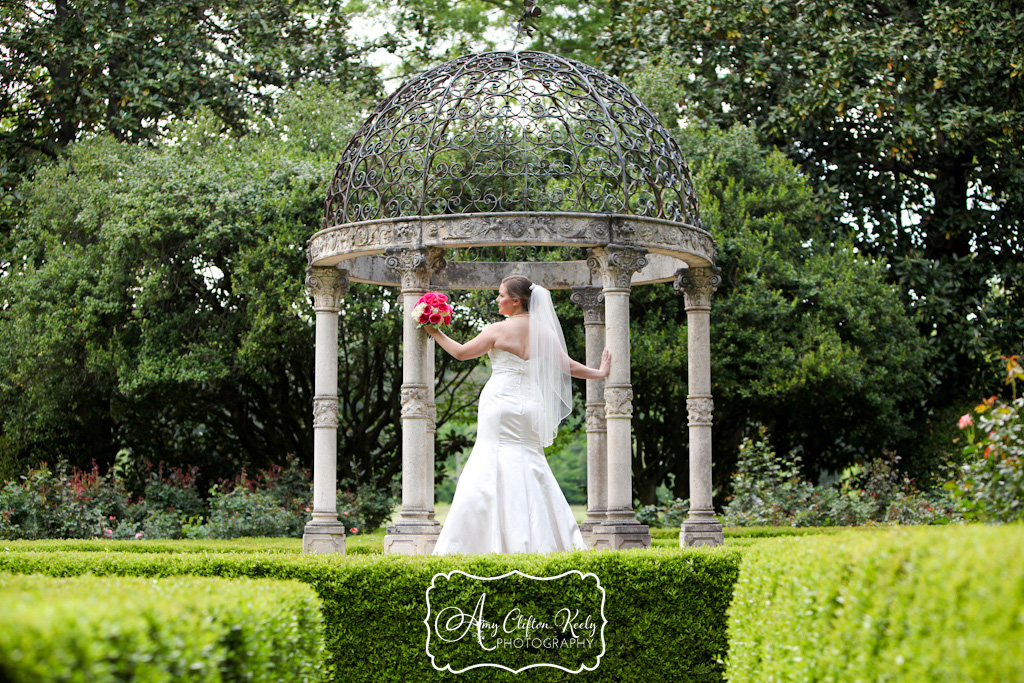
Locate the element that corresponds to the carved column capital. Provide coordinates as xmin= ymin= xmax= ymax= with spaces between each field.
xmin=384 ymin=247 xmax=447 ymax=292
xmin=604 ymin=385 xmax=634 ymax=418
xmin=585 ymin=404 xmax=607 ymax=432
xmin=687 ymin=396 xmax=714 ymax=427
xmin=570 ymin=286 xmax=606 ymax=325
xmin=674 ymin=267 xmax=722 ymax=311
xmin=312 ymin=396 xmax=339 ymax=428
xmin=400 ymin=385 xmax=431 ymax=419
xmin=588 ymin=245 xmax=649 ymax=292
xmin=306 ymin=266 xmax=350 ymax=312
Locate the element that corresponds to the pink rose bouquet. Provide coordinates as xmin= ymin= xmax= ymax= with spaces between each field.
xmin=412 ymin=291 xmax=453 ymax=327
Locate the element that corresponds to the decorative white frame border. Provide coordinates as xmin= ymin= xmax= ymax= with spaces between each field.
xmin=424 ymin=569 xmax=608 ymax=675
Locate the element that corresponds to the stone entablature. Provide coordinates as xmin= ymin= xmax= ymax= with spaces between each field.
xmin=308 ymin=213 xmax=716 ymax=271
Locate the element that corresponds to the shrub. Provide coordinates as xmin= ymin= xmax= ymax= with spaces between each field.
xmin=725 ymin=525 xmax=1024 ymax=683
xmin=954 ymin=354 xmax=1024 ymax=523
xmin=0 ymin=462 xmax=133 ymax=540
xmin=723 ymin=428 xmax=959 ymax=527
xmin=0 ymin=573 xmax=324 ymax=683
xmin=207 ymin=484 xmax=296 ymax=539
xmin=0 ymin=545 xmax=742 ymax=683
xmin=337 ymin=482 xmax=396 ymax=535
xmin=133 ymin=464 xmax=206 ymax=539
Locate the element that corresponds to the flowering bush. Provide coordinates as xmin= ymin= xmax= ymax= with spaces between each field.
xmin=0 ymin=462 xmax=133 ymax=540
xmin=411 ymin=291 xmax=453 ymax=327
xmin=954 ymin=355 xmax=1024 ymax=523
xmin=0 ymin=458 xmax=397 ymax=540
xmin=722 ymin=427 xmax=959 ymax=527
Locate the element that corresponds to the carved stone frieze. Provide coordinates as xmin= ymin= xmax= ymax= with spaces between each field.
xmin=308 ymin=220 xmax=419 ymax=265
xmin=674 ymin=267 xmax=722 ymax=310
xmin=604 ymin=385 xmax=633 ymax=418
xmin=306 ymin=267 xmax=350 ymax=312
xmin=588 ymin=245 xmax=649 ymax=292
xmin=585 ymin=404 xmax=607 ymax=432
xmin=424 ymin=213 xmax=610 ymax=245
xmin=312 ymin=396 xmax=340 ymax=428
xmin=687 ymin=396 xmax=714 ymax=427
xmin=383 ymin=247 xmax=447 ymax=291
xmin=570 ymin=286 xmax=606 ymax=324
xmin=611 ymin=217 xmax=717 ymax=265
xmin=400 ymin=385 xmax=431 ymax=419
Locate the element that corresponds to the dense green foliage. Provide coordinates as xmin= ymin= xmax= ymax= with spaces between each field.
xmin=0 ymin=573 xmax=324 ymax=683
xmin=0 ymin=456 xmax=395 ymax=540
xmin=598 ymin=0 xmax=1024 ymax=401
xmin=0 ymin=87 xmax=479 ymax=484
xmin=609 ymin=111 xmax=931 ymax=497
xmin=0 ymin=544 xmax=742 ymax=683
xmin=726 ymin=525 xmax=1024 ymax=682
xmin=723 ymin=427 xmax=959 ymax=526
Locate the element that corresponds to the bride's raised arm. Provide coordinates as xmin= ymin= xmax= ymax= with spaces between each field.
xmin=568 ymin=348 xmax=611 ymax=380
xmin=423 ymin=324 xmax=498 ymax=361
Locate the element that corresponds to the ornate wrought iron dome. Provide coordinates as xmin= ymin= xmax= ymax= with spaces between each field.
xmin=309 ymin=50 xmax=716 ymax=275
xmin=325 ymin=50 xmax=699 ymax=227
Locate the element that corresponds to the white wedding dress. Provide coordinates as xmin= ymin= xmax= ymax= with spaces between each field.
xmin=432 ymin=348 xmax=589 ymax=555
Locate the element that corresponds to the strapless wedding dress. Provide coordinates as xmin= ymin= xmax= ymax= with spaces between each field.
xmin=433 ymin=348 xmax=589 ymax=555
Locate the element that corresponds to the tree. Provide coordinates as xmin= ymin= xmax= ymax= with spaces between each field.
xmin=1 ymin=0 xmax=381 ymax=237
xmin=598 ymin=0 xmax=1024 ymax=397
xmin=369 ymin=0 xmax=622 ymax=75
xmin=623 ymin=123 xmax=931 ymax=502
xmin=0 ymin=87 xmax=478 ymax=488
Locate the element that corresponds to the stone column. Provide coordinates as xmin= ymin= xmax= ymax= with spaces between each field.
xmin=383 ymin=247 xmax=446 ymax=554
xmin=675 ymin=267 xmax=725 ymax=547
xmin=303 ymin=266 xmax=350 ymax=554
xmin=588 ymin=246 xmax=652 ymax=550
xmin=570 ymin=285 xmax=608 ymax=544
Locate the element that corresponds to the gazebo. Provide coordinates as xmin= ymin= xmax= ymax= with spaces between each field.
xmin=302 ymin=51 xmax=724 ymax=555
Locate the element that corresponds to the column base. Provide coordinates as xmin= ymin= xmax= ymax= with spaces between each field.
xmin=578 ymin=516 xmax=609 ymax=547
xmin=680 ymin=510 xmax=724 ymax=547
xmin=384 ymin=521 xmax=442 ymax=555
xmin=590 ymin=522 xmax=651 ymax=550
xmin=302 ymin=520 xmax=348 ymax=555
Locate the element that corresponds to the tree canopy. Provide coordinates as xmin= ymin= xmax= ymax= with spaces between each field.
xmin=597 ymin=0 xmax=1024 ymax=396
xmin=0 ymin=87 xmax=477 ymax=486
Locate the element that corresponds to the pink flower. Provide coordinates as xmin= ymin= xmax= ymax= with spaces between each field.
xmin=350 ymin=527 xmax=359 ymax=534
xmin=958 ymin=414 xmax=973 ymax=429
xmin=305 ymin=507 xmax=311 ymax=513
xmin=428 ymin=312 xmax=442 ymax=324
xmin=443 ymin=314 xmax=452 ymax=325
xmin=103 ymin=529 xmax=113 ymax=538
xmin=109 ymin=515 xmax=116 ymax=520
xmin=135 ymin=532 xmax=144 ymax=539
xmin=437 ymin=302 xmax=451 ymax=313
xmin=342 ymin=511 xmax=349 ymax=516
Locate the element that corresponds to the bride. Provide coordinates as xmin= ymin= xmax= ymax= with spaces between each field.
xmin=424 ymin=275 xmax=610 ymax=555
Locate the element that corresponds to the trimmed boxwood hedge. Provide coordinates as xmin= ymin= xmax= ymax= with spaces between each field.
xmin=0 ymin=547 xmax=742 ymax=683
xmin=0 ymin=573 xmax=324 ymax=683
xmin=726 ymin=525 xmax=1024 ymax=683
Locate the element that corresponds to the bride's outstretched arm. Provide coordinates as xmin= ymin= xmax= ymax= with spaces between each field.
xmin=424 ymin=324 xmax=497 ymax=361
xmin=568 ymin=348 xmax=611 ymax=380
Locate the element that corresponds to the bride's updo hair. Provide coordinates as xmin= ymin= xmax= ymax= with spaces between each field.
xmin=501 ymin=275 xmax=532 ymax=311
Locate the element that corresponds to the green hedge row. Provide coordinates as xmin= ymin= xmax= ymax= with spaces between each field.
xmin=726 ymin=525 xmax=1024 ymax=683
xmin=0 ymin=573 xmax=324 ymax=683
xmin=0 ymin=547 xmax=742 ymax=683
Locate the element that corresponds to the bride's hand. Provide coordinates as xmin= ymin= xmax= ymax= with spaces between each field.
xmin=599 ymin=348 xmax=611 ymax=378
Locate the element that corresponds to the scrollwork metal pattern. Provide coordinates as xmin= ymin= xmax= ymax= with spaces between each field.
xmin=324 ymin=51 xmax=700 ymax=232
